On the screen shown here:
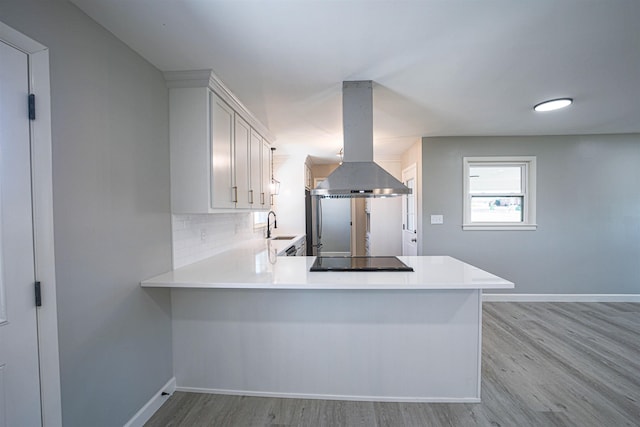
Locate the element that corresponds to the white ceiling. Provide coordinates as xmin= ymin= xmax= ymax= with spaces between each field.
xmin=70 ymin=0 xmax=640 ymax=161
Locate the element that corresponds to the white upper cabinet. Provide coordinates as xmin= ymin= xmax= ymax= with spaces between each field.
xmin=165 ymin=70 xmax=274 ymax=213
xmin=261 ymin=141 xmax=272 ymax=207
xmin=210 ymin=92 xmax=235 ymax=209
xmin=168 ymin=86 xmax=212 ymax=213
xmin=234 ymin=115 xmax=251 ymax=209
xmin=249 ymin=129 xmax=262 ymax=207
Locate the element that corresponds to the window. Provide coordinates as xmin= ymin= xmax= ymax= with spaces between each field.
xmin=463 ymin=156 xmax=536 ymax=230
xmin=253 ymin=211 xmax=268 ymax=229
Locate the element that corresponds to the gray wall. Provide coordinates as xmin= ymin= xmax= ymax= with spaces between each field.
xmin=1 ymin=1 xmax=173 ymax=426
xmin=422 ymin=134 xmax=640 ymax=294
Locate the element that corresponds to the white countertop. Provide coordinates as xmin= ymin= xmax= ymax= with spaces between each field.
xmin=142 ymin=239 xmax=514 ymax=290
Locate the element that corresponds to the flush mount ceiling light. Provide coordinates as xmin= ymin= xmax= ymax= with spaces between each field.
xmin=534 ymin=98 xmax=573 ymax=112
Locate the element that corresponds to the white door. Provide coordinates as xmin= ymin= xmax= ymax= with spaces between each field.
xmin=0 ymin=40 xmax=43 ymax=427
xmin=402 ymin=164 xmax=418 ymax=256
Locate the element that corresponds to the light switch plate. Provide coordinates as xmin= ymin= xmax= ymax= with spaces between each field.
xmin=431 ymin=214 xmax=444 ymax=225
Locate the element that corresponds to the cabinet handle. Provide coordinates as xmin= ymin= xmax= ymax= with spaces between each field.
xmin=232 ymin=186 xmax=238 ymax=203
xmin=249 ymin=189 xmax=254 ymax=204
xmin=261 ymin=192 xmax=265 ymax=205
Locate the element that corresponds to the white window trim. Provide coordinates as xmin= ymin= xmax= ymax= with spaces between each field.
xmin=463 ymin=156 xmax=537 ymax=231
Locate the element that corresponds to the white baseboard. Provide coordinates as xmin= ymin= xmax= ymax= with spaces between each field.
xmin=175 ymin=386 xmax=479 ymax=403
xmin=124 ymin=377 xmax=176 ymax=427
xmin=483 ymin=293 xmax=640 ymax=302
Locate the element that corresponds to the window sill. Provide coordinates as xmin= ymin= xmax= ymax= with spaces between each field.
xmin=463 ymin=223 xmax=537 ymax=231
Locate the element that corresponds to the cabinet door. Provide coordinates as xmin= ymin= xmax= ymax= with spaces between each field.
xmin=261 ymin=141 xmax=271 ymax=207
xmin=249 ymin=129 xmax=262 ymax=207
xmin=234 ymin=115 xmax=251 ymax=208
xmin=210 ymin=92 xmax=235 ymax=209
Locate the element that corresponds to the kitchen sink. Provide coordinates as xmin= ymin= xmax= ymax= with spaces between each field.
xmin=270 ymin=235 xmax=297 ymax=240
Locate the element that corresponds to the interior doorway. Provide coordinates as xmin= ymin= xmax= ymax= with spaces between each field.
xmin=0 ymin=37 xmax=42 ymax=427
xmin=0 ymin=21 xmax=61 ymax=427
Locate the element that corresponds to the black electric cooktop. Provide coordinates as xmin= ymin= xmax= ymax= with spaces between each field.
xmin=310 ymin=256 xmax=414 ymax=272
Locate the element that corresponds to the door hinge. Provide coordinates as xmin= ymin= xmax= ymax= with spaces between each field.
xmin=28 ymin=94 xmax=36 ymax=120
xmin=35 ymin=281 xmax=42 ymax=307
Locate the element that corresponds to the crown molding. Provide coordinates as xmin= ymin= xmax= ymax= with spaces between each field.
xmin=164 ymin=69 xmax=275 ymax=143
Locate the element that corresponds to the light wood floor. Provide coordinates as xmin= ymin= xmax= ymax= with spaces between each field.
xmin=145 ymin=302 xmax=640 ymax=426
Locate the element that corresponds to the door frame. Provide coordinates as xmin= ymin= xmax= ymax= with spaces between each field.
xmin=402 ymin=163 xmax=419 ymax=256
xmin=0 ymin=21 xmax=62 ymax=427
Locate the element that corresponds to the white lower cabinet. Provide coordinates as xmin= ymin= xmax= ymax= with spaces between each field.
xmin=167 ymin=71 xmax=273 ymax=213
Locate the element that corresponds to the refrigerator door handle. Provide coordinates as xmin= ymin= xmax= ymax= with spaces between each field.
xmin=318 ymin=197 xmax=322 ymax=240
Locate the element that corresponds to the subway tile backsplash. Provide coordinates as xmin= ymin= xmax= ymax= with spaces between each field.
xmin=172 ymin=213 xmax=264 ymax=268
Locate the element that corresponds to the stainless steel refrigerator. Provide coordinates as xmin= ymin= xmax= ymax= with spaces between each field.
xmin=305 ymin=189 xmax=322 ymax=255
xmin=305 ymin=190 xmax=351 ymax=256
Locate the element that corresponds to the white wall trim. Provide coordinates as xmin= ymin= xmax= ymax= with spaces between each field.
xmin=462 ymin=224 xmax=537 ymax=231
xmin=1 ymin=20 xmax=63 ymax=427
xmin=0 ymin=21 xmax=47 ymax=53
xmin=124 ymin=377 xmax=176 ymax=427
xmin=462 ymin=156 xmax=537 ymax=230
xmin=483 ymin=293 xmax=640 ymax=302
xmin=475 ymin=290 xmax=483 ymax=400
xmin=175 ymin=386 xmax=480 ymax=404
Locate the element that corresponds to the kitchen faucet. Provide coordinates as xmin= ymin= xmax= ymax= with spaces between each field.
xmin=266 ymin=210 xmax=277 ymax=239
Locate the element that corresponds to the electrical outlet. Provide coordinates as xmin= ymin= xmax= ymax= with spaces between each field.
xmin=200 ymin=229 xmax=207 ymax=241
xmin=430 ymin=214 xmax=444 ymax=225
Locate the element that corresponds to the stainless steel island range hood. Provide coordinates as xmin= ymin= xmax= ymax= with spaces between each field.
xmin=311 ymin=81 xmax=411 ymax=198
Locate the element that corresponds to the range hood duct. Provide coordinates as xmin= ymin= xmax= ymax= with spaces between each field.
xmin=311 ymin=81 xmax=411 ymax=198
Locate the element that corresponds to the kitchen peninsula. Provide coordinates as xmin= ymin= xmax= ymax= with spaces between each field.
xmin=142 ymin=239 xmax=513 ymax=402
